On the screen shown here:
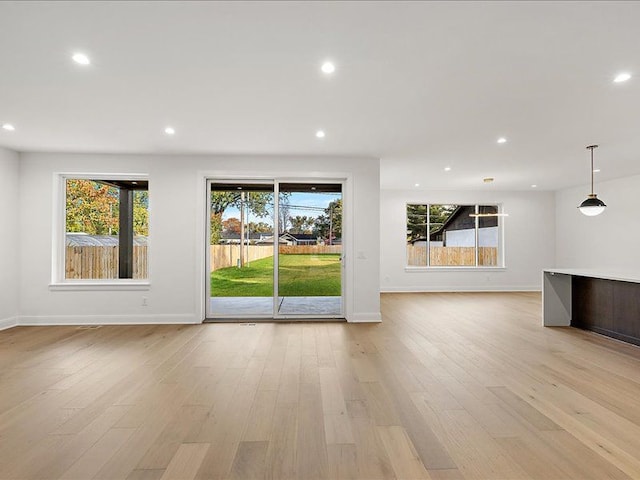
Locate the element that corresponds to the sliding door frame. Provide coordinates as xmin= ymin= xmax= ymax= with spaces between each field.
xmin=206 ymin=178 xmax=277 ymax=320
xmin=205 ymin=177 xmax=345 ymax=321
xmin=273 ymin=178 xmax=345 ymax=320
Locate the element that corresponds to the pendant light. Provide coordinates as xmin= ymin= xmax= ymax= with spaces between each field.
xmin=578 ymin=145 xmax=606 ymax=216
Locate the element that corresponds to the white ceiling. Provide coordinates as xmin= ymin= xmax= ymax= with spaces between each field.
xmin=1 ymin=1 xmax=639 ymax=191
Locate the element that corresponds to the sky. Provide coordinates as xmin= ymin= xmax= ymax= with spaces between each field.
xmin=223 ymin=192 xmax=341 ymax=225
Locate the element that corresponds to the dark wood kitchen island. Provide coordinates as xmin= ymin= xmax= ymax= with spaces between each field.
xmin=543 ymin=268 xmax=640 ymax=346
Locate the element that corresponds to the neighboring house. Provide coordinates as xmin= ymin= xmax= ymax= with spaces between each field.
xmin=428 ymin=206 xmax=498 ymax=247
xmin=261 ymin=232 xmax=325 ymax=245
xmin=219 ymin=231 xmax=335 ymax=246
xmin=219 ymin=232 xmax=267 ymax=244
xmin=66 ymin=233 xmax=148 ymax=246
xmin=284 ymin=233 xmax=342 ymax=245
xmin=280 ymin=233 xmax=318 ymax=245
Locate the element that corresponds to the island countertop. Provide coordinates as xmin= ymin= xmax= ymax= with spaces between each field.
xmin=543 ymin=268 xmax=640 ymax=284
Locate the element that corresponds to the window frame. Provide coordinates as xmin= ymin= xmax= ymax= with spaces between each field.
xmin=50 ymin=173 xmax=151 ymax=290
xmin=405 ymin=202 xmax=505 ymax=270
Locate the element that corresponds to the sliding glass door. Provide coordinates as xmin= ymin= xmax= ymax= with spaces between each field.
xmin=208 ymin=182 xmax=275 ymax=317
xmin=207 ymin=179 xmax=344 ymax=320
xmin=276 ymin=183 xmax=342 ymax=316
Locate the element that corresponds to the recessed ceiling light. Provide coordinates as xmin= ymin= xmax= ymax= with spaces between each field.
xmin=414 ymin=183 xmax=420 ymax=187
xmin=614 ymin=72 xmax=631 ymax=83
xmin=72 ymin=53 xmax=90 ymax=65
xmin=497 ymin=137 xmax=507 ymax=144
xmin=321 ymin=61 xmax=335 ymax=74
xmin=531 ymin=184 xmax=537 ymax=188
xmin=2 ymin=123 xmax=15 ymax=131
xmin=593 ymin=168 xmax=601 ymax=173
xmin=316 ymin=130 xmax=325 ymax=138
xmin=164 ymin=126 xmax=175 ymax=135
xmin=444 ymin=166 xmax=451 ymax=172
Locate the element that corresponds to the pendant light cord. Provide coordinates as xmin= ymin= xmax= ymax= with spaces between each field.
xmin=587 ymin=145 xmax=598 ymax=196
xmin=590 ymin=147 xmax=594 ymax=195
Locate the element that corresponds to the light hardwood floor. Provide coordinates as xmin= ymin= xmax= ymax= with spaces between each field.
xmin=2 ymin=292 xmax=640 ymax=479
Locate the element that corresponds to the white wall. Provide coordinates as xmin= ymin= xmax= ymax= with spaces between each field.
xmin=0 ymin=147 xmax=20 ymax=330
xmin=18 ymin=153 xmax=381 ymax=324
xmin=380 ymin=189 xmax=555 ymax=291
xmin=556 ymin=174 xmax=640 ymax=270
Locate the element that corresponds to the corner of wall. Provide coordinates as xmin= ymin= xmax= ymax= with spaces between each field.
xmin=0 ymin=147 xmax=20 ymax=329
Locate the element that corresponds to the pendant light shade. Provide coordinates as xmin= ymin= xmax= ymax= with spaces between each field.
xmin=578 ymin=194 xmax=607 ymax=216
xmin=578 ymin=145 xmax=606 ymax=216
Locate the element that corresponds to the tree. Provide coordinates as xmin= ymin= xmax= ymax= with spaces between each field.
xmin=312 ymin=199 xmax=342 ymax=242
xmin=65 ymin=179 xmax=119 ymax=235
xmin=66 ymin=180 xmax=150 ymax=237
xmin=278 ymin=194 xmax=291 ymax=233
xmin=210 ymin=190 xmax=280 ymax=243
xmin=210 ymin=191 xmax=274 ymax=217
xmin=313 ymin=214 xmax=329 ymax=239
xmin=210 ymin=213 xmax=222 ymax=244
xmin=248 ymin=221 xmax=272 ymax=233
xmin=133 ymin=190 xmax=149 ymax=236
xmin=289 ymin=215 xmax=314 ymax=234
xmin=326 ymin=199 xmax=342 ymax=238
xmin=406 ymin=204 xmax=457 ymax=242
xmin=222 ymin=217 xmax=241 ymax=234
xmin=210 ymin=191 xmax=239 ymax=217
xmin=406 ymin=204 xmax=427 ymax=242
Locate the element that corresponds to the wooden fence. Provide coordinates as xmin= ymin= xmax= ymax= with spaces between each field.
xmin=210 ymin=245 xmax=273 ymax=271
xmin=407 ymin=246 xmax=497 ymax=267
xmin=64 ymin=245 xmax=342 ymax=276
xmin=278 ymin=245 xmax=342 ymax=255
xmin=65 ymin=246 xmax=148 ymax=279
xmin=210 ymin=244 xmax=343 ymax=271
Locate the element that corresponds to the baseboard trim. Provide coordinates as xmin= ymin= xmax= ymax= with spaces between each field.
xmin=19 ymin=313 xmax=200 ymax=326
xmin=380 ymin=286 xmax=541 ymax=293
xmin=0 ymin=316 xmax=19 ymax=331
xmin=348 ymin=312 xmax=382 ymax=323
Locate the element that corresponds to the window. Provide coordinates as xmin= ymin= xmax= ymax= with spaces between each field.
xmin=406 ymin=204 xmax=502 ymax=268
xmin=62 ymin=177 xmax=149 ymax=280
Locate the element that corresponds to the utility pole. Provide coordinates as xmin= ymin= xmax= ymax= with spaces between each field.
xmin=246 ymin=200 xmax=250 ymax=267
xmin=239 ymin=191 xmax=245 ymax=268
xmin=328 ymin=203 xmax=333 ymax=246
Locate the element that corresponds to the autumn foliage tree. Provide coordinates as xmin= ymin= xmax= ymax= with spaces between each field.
xmin=132 ymin=191 xmax=149 ymax=236
xmin=65 ymin=179 xmax=149 ymax=236
xmin=222 ymin=217 xmax=242 ymax=234
xmin=66 ymin=180 xmax=119 ymax=235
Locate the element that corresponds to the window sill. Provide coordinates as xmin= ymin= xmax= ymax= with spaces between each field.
xmin=405 ymin=266 xmax=506 ymax=272
xmin=49 ymin=281 xmax=150 ymax=291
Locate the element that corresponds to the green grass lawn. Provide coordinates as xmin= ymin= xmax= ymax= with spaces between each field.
xmin=211 ymin=254 xmax=341 ymax=297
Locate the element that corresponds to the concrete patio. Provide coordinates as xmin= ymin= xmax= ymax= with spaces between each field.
xmin=209 ymin=296 xmax=342 ymax=318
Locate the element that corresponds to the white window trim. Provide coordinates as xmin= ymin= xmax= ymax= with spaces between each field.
xmin=405 ymin=266 xmax=507 ymax=272
xmin=51 ymin=172 xmax=150 ymax=289
xmin=406 ymin=202 xmax=505 ymax=269
xmin=49 ymin=281 xmax=150 ymax=291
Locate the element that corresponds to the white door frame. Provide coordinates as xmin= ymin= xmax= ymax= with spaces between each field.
xmin=205 ymin=176 xmax=346 ymax=320
xmin=273 ymin=179 xmax=345 ymax=320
